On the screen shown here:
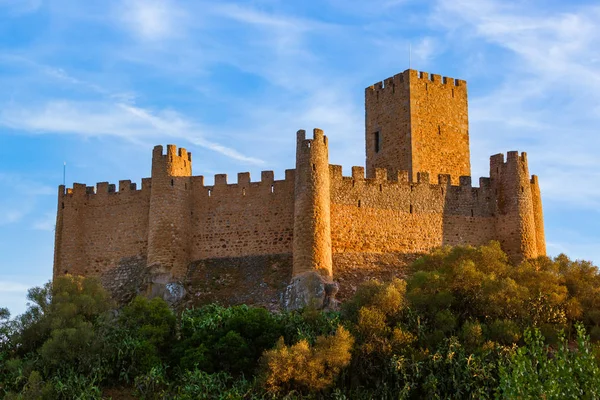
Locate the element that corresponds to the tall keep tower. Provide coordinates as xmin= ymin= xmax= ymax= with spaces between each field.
xmin=365 ymin=69 xmax=470 ymax=184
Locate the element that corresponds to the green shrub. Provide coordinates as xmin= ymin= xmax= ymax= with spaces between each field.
xmin=498 ymin=323 xmax=600 ymax=399
xmin=176 ymin=304 xmax=284 ymax=375
xmin=173 ymin=370 xmax=255 ymax=400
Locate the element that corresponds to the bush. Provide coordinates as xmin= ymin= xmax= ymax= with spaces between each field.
xmin=176 ymin=304 xmax=285 ymax=375
xmin=261 ymin=326 xmax=354 ymax=394
xmin=498 ymin=323 xmax=600 ymax=398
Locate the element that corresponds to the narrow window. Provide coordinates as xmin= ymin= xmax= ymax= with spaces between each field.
xmin=312 ymin=164 xmax=316 ymax=171
xmin=410 ymin=204 xmax=413 ymax=214
xmin=379 ymin=184 xmax=383 ymax=192
xmin=171 ymin=179 xmax=174 ymax=186
xmin=438 ymin=125 xmax=441 ymax=135
xmin=374 ymin=131 xmax=380 ymax=153
xmin=307 ymin=142 xmax=311 ymax=148
xmin=185 ymin=183 xmax=187 ymax=190
xmin=471 ymin=209 xmax=474 ymax=217
xmin=271 ymin=185 xmax=274 ymax=193
xmin=358 ymin=200 xmax=361 ymax=207
xmin=441 ymin=188 xmax=444 ymax=195
xmin=208 ymin=189 xmax=212 ymax=197
xmin=521 ymin=186 xmax=524 ymax=193
xmin=242 ymin=188 xmax=246 ymax=196
xmin=61 ymin=202 xmax=64 ymax=209
xmin=452 ymin=88 xmax=454 ymax=98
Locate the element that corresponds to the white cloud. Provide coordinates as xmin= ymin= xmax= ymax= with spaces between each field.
xmin=432 ymin=0 xmax=600 ymax=209
xmin=118 ymin=0 xmax=188 ymax=41
xmin=0 ymin=100 xmax=265 ymax=165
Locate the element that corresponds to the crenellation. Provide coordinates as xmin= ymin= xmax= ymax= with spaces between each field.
xmin=214 ymin=174 xmax=228 ymax=185
xmin=54 ymin=67 xmax=545 ymax=310
xmin=352 ymin=166 xmax=365 ymax=181
xmin=329 ymin=165 xmax=343 ymax=181
xmin=285 ymin=169 xmax=295 ymax=181
xmin=506 ymin=150 xmax=519 ymax=162
xmin=430 ymin=73 xmax=442 ymax=83
xmin=398 ymin=170 xmax=410 ymax=183
xmin=438 ymin=174 xmax=451 ymax=185
xmin=261 ymin=170 xmax=274 ymax=183
xmin=374 ymin=168 xmax=387 ymax=181
xmin=72 ymin=183 xmax=87 ymax=196
xmin=119 ymin=180 xmax=131 ymax=192
xmin=459 ymin=176 xmax=472 ymax=187
xmin=238 ymin=172 xmax=251 ymax=185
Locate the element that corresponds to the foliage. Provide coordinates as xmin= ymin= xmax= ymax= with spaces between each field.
xmin=176 ymin=304 xmax=285 ymax=375
xmin=406 ymin=242 xmax=600 ymax=346
xmin=2 ymin=244 xmax=600 ymax=399
xmin=173 ymin=370 xmax=255 ymax=400
xmin=260 ymin=326 xmax=354 ymax=394
xmin=498 ymin=323 xmax=600 ymax=399
xmin=101 ymin=295 xmax=177 ymax=382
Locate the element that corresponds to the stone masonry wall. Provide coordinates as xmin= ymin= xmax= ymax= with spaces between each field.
xmin=188 ymin=171 xmax=295 ymax=263
xmin=329 ymin=164 xmax=498 ymax=297
xmin=54 ymin=181 xmax=151 ymax=278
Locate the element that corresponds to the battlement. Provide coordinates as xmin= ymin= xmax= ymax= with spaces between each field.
xmin=152 ymin=144 xmax=192 ymax=162
xmin=296 ymin=128 xmax=328 ymax=150
xmin=366 ymin=69 xmax=466 ymax=97
xmin=330 ymin=164 xmax=487 ymax=190
xmin=61 ymin=179 xmax=151 ymax=197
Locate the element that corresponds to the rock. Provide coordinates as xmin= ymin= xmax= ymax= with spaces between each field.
xmin=283 ymin=271 xmax=339 ymax=311
xmin=147 ymin=272 xmax=187 ymax=306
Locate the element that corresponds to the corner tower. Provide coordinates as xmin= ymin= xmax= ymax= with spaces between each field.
xmin=147 ymin=145 xmax=193 ymax=279
xmin=365 ymin=69 xmax=470 ymax=184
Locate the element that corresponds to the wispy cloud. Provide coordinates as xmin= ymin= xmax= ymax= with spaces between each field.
xmin=118 ymin=0 xmax=189 ymax=41
xmin=432 ymin=0 xmax=600 ymax=208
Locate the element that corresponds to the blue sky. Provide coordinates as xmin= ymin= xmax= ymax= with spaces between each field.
xmin=1 ymin=0 xmax=599 ymax=316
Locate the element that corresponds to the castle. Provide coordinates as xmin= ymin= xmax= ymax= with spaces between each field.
xmin=53 ymin=69 xmax=546 ymax=309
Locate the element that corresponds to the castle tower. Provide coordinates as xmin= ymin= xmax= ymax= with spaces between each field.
xmin=365 ymin=69 xmax=470 ymax=184
xmin=293 ymin=129 xmax=333 ymax=278
xmin=490 ymin=152 xmax=543 ymax=262
xmin=147 ymin=145 xmax=193 ymax=279
xmin=287 ymin=129 xmax=335 ymax=309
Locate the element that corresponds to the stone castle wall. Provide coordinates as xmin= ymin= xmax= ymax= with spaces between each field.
xmin=53 ymin=68 xmax=546 ymax=309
